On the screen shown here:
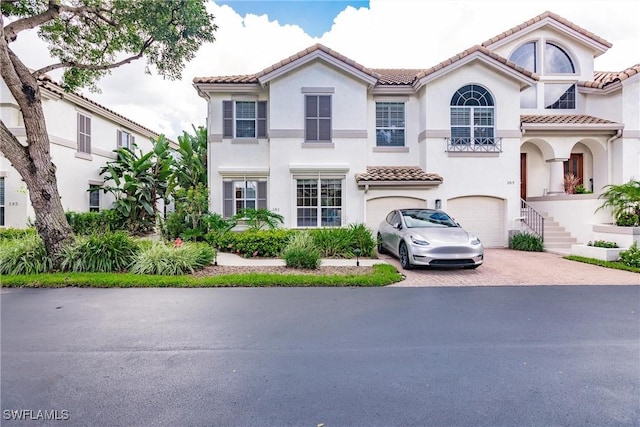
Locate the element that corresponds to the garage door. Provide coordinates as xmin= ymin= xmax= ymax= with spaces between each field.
xmin=446 ymin=196 xmax=505 ymax=247
xmin=366 ymin=197 xmax=426 ymax=235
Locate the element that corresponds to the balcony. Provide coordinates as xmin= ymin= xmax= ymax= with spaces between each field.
xmin=446 ymin=137 xmax=502 ymax=153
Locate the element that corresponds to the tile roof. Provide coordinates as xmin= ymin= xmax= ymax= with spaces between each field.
xmin=579 ymin=64 xmax=640 ymax=89
xmin=521 ymin=114 xmax=619 ymax=125
xmin=481 ymin=11 xmax=612 ymax=49
xmin=369 ymin=68 xmax=423 ymax=85
xmin=355 ymin=166 xmax=443 ymax=183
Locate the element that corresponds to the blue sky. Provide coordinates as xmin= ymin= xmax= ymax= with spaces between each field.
xmin=216 ymin=1 xmax=369 ymax=37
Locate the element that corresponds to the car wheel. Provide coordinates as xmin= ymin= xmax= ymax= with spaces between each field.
xmin=377 ymin=233 xmax=388 ymax=254
xmin=398 ymin=242 xmax=413 ymax=270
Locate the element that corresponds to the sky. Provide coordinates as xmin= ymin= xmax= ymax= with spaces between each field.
xmin=9 ymin=0 xmax=640 ymax=141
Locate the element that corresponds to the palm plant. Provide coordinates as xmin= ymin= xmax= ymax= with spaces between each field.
xmin=233 ymin=208 xmax=284 ymax=231
xmin=597 ymin=180 xmax=640 ymax=226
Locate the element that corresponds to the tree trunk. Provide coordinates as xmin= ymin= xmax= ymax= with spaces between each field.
xmin=1 ymin=31 xmax=73 ymax=265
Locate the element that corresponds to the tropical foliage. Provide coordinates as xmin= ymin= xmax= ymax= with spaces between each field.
xmin=597 ymin=180 xmax=640 ymax=226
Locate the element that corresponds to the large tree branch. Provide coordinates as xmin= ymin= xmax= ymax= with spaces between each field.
xmin=4 ymin=0 xmax=116 ymax=43
xmin=34 ymin=37 xmax=154 ymax=76
xmin=0 ymin=119 xmax=30 ymax=168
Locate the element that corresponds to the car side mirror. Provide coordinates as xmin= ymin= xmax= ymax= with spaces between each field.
xmin=393 ymin=222 xmax=402 ymax=230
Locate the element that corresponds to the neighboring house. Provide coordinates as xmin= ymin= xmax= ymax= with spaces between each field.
xmin=193 ymin=11 xmax=639 ymax=249
xmin=0 ymin=75 xmax=170 ymax=228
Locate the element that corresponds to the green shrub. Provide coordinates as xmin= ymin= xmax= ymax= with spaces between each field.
xmin=130 ymin=241 xmax=215 ymax=275
xmin=615 ymin=211 xmax=640 ymax=227
xmin=0 ymin=233 xmax=53 ymax=274
xmin=619 ymin=242 xmax=640 ymax=268
xmin=587 ymin=240 xmax=619 ymax=248
xmin=574 ymin=184 xmax=592 ymax=194
xmin=509 ymin=232 xmax=544 ymax=252
xmin=66 ymin=209 xmax=127 ymax=235
xmin=60 ymin=232 xmax=139 ymax=272
xmin=309 ymin=223 xmax=376 ymax=258
xmin=0 ymin=227 xmax=37 ymax=242
xmin=209 ymin=229 xmax=298 ymax=257
xmin=282 ymin=232 xmax=320 ymax=269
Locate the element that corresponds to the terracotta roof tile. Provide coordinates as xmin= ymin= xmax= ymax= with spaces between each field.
xmin=355 ymin=166 xmax=443 ymax=183
xmin=482 ymin=11 xmax=612 ymax=49
xmin=578 ymin=64 xmax=640 ymax=89
xmin=521 ymin=114 xmax=618 ymax=125
xmin=192 ymin=75 xmax=258 ymax=84
xmin=370 ymin=68 xmax=423 ymax=85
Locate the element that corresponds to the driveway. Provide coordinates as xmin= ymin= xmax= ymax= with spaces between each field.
xmin=379 ymin=248 xmax=639 ymax=286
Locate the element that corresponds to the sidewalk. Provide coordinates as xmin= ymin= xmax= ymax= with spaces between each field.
xmin=216 ymin=251 xmax=384 ymax=267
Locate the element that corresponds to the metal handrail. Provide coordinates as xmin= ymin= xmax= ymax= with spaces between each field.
xmin=520 ymin=198 xmax=544 ymax=241
xmin=446 ymin=137 xmax=502 ymax=152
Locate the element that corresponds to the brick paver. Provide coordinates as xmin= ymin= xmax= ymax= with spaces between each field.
xmin=380 ymin=249 xmax=640 ymax=287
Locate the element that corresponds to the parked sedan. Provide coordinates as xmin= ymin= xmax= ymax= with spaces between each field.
xmin=377 ymin=208 xmax=484 ymax=270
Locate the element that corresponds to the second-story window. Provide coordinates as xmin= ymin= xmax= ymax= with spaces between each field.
xmin=117 ymin=130 xmax=134 ymax=149
xmin=77 ymin=113 xmax=91 ymax=153
xmin=223 ymin=100 xmax=267 ymax=139
xmin=450 ymin=85 xmax=495 ymax=145
xmin=305 ymin=95 xmax=331 ymax=142
xmin=376 ymin=102 xmax=405 ymax=146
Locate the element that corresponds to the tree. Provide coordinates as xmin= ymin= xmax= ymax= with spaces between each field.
xmin=99 ymin=135 xmax=174 ymax=234
xmin=0 ymin=0 xmax=216 ymax=262
xmin=173 ymin=125 xmax=207 ymax=190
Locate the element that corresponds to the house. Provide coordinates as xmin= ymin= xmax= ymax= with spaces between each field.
xmin=0 ymin=75 xmax=172 ymax=229
xmin=193 ymin=11 xmax=639 ymax=249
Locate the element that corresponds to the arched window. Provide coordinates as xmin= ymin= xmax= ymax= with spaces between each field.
xmin=544 ymin=43 xmax=575 ymax=74
xmin=450 ymin=85 xmax=495 ymax=145
xmin=509 ymin=41 xmax=537 ymax=72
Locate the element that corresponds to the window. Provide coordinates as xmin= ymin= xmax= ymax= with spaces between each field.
xmin=89 ymin=185 xmax=100 ymax=212
xmin=545 ymin=84 xmax=575 ymax=109
xmin=222 ymin=180 xmax=267 ymax=218
xmin=305 ymin=95 xmax=331 ymax=142
xmin=222 ymin=101 xmax=267 ymax=139
xmin=77 ymin=113 xmax=91 ymax=153
xmin=0 ymin=177 xmax=5 ymax=226
xmin=376 ymin=102 xmax=405 ymax=146
xmin=117 ymin=130 xmax=134 ymax=149
xmin=509 ymin=41 xmax=576 ymax=109
xmin=296 ymin=178 xmax=342 ymax=227
xmin=449 ymin=85 xmax=495 ymax=145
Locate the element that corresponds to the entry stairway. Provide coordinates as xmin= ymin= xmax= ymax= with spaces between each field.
xmin=520 ymin=201 xmax=577 ymax=255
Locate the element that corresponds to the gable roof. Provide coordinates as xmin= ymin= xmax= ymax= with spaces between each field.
xmin=481 ymin=11 xmax=612 ymax=54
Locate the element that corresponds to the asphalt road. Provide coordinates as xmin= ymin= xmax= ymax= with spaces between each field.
xmin=1 ymin=286 xmax=639 ymax=427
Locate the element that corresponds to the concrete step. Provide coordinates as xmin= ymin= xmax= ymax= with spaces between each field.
xmin=544 ymin=236 xmax=577 ymax=244
xmin=544 ymin=242 xmax=575 ymax=248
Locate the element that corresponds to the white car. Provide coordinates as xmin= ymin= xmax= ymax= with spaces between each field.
xmin=377 ymin=208 xmax=484 ymax=270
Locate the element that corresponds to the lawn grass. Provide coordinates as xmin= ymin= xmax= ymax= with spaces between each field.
xmin=0 ymin=264 xmax=402 ymax=288
xmin=564 ymin=255 xmax=640 ymax=273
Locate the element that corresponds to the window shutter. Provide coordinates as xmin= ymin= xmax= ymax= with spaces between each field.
xmin=86 ymin=116 xmax=92 ymax=153
xmin=77 ymin=113 xmax=83 ymax=152
xmin=257 ymin=181 xmax=267 ymax=209
xmin=131 ymin=135 xmax=135 ymax=148
xmin=117 ymin=130 xmax=122 ymax=148
xmin=257 ymin=101 xmax=267 ymax=138
xmin=223 ymin=101 xmax=233 ymax=138
xmin=223 ymin=181 xmax=233 ymax=218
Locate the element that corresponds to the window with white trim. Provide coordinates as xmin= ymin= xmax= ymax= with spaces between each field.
xmin=296 ymin=178 xmax=342 ymax=227
xmin=89 ymin=184 xmax=100 ymax=212
xmin=117 ymin=130 xmax=134 ymax=149
xmin=376 ymin=102 xmax=405 ymax=146
xmin=222 ymin=101 xmax=267 ymax=139
xmin=305 ymin=95 xmax=331 ymax=142
xmin=0 ymin=177 xmax=5 ymax=226
xmin=77 ymin=113 xmax=91 ymax=153
xmin=222 ymin=179 xmax=267 ymax=218
xmin=449 ymin=85 xmax=495 ymax=145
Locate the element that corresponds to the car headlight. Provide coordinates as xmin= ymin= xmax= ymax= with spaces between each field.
xmin=470 ymin=236 xmax=481 ymax=245
xmin=410 ymin=235 xmax=430 ymax=246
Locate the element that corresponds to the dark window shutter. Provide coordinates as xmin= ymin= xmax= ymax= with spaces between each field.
xmin=117 ymin=130 xmax=122 ymax=148
xmin=77 ymin=113 xmax=82 ymax=151
xmin=131 ymin=135 xmax=135 ymax=148
xmin=223 ymin=101 xmax=233 ymax=138
xmin=86 ymin=116 xmax=91 ymax=153
xmin=257 ymin=101 xmax=267 ymax=138
xmin=223 ymin=181 xmax=233 ymax=218
xmin=257 ymin=181 xmax=267 ymax=209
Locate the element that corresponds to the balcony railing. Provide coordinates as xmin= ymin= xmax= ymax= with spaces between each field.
xmin=446 ymin=137 xmax=502 ymax=153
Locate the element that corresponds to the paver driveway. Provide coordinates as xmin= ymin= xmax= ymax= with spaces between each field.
xmin=380 ymin=248 xmax=640 ymax=287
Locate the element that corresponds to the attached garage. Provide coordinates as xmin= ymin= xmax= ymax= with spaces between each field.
xmin=446 ymin=196 xmax=506 ymax=247
xmin=365 ymin=197 xmax=426 ymax=235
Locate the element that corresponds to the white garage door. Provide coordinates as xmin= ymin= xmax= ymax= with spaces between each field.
xmin=366 ymin=197 xmax=426 ymax=235
xmin=447 ymin=196 xmax=505 ymax=247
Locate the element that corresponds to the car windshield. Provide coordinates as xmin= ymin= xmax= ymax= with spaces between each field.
xmin=401 ymin=209 xmax=458 ymax=228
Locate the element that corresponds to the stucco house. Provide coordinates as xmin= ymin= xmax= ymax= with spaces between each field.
xmin=193 ymin=11 xmax=639 ymax=250
xmin=0 ymin=75 xmax=170 ymax=228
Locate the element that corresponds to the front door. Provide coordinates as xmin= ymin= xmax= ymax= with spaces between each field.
xmin=520 ymin=153 xmax=527 ymax=200
xmin=564 ymin=153 xmax=584 ymax=184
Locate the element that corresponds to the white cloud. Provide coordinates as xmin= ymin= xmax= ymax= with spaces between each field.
xmin=9 ymin=0 xmax=639 ymax=140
